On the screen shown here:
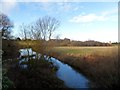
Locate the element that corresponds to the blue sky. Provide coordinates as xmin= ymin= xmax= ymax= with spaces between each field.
xmin=1 ymin=0 xmax=118 ymax=42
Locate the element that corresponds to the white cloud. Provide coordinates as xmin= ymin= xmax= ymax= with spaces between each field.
xmin=0 ymin=0 xmax=17 ymax=14
xmin=69 ymin=13 xmax=108 ymax=23
xmin=69 ymin=8 xmax=118 ymax=23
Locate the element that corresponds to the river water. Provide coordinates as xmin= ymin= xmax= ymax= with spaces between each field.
xmin=19 ymin=48 xmax=90 ymax=88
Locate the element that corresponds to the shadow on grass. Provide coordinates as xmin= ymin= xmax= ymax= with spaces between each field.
xmin=4 ymin=58 xmax=67 ymax=89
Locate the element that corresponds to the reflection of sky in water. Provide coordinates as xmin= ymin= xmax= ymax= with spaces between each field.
xmin=19 ymin=49 xmax=90 ymax=88
xmin=19 ymin=58 xmax=29 ymax=69
xmin=20 ymin=64 xmax=28 ymax=69
xmin=51 ymin=57 xmax=89 ymax=88
xmin=20 ymin=48 xmax=36 ymax=56
xmin=19 ymin=49 xmax=41 ymax=69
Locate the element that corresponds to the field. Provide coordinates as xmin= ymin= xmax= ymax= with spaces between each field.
xmin=53 ymin=46 xmax=118 ymax=56
xmin=2 ymin=39 xmax=119 ymax=88
xmin=48 ymin=46 xmax=119 ymax=88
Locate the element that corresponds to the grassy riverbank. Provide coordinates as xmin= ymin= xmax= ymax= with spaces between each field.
xmin=2 ymin=40 xmax=119 ymax=88
xmin=48 ymin=46 xmax=119 ymax=88
xmin=2 ymin=40 xmax=67 ymax=89
xmin=3 ymin=58 xmax=67 ymax=89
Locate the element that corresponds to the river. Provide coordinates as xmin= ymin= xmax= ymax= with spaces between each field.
xmin=19 ymin=48 xmax=90 ymax=88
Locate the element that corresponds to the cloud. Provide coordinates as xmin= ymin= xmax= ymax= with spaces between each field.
xmin=69 ymin=7 xmax=117 ymax=23
xmin=69 ymin=13 xmax=108 ymax=23
xmin=0 ymin=0 xmax=17 ymax=14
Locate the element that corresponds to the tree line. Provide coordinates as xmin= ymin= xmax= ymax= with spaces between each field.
xmin=0 ymin=13 xmax=116 ymax=48
xmin=0 ymin=13 xmax=60 ymax=41
xmin=1 ymin=13 xmax=60 ymax=59
xmin=48 ymin=38 xmax=112 ymax=46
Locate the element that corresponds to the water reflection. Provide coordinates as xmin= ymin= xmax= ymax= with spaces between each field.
xmin=50 ymin=57 xmax=89 ymax=88
xmin=19 ymin=48 xmax=90 ymax=88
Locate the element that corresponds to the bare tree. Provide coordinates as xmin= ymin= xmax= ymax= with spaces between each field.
xmin=35 ymin=16 xmax=60 ymax=40
xmin=29 ymin=23 xmax=42 ymax=40
xmin=0 ymin=13 xmax=14 ymax=39
xmin=18 ymin=16 xmax=60 ymax=60
xmin=32 ymin=16 xmax=60 ymax=58
xmin=19 ymin=23 xmax=29 ymax=40
xmin=19 ymin=23 xmax=32 ymax=58
xmin=47 ymin=16 xmax=60 ymax=40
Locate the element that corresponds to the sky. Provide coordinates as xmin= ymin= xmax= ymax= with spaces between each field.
xmin=0 ymin=0 xmax=119 ymax=42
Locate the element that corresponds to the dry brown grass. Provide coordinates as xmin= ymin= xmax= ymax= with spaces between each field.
xmin=48 ymin=46 xmax=119 ymax=88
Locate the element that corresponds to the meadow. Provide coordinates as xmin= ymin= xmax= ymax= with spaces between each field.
xmin=2 ymin=40 xmax=119 ymax=88
xmin=48 ymin=46 xmax=119 ymax=88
